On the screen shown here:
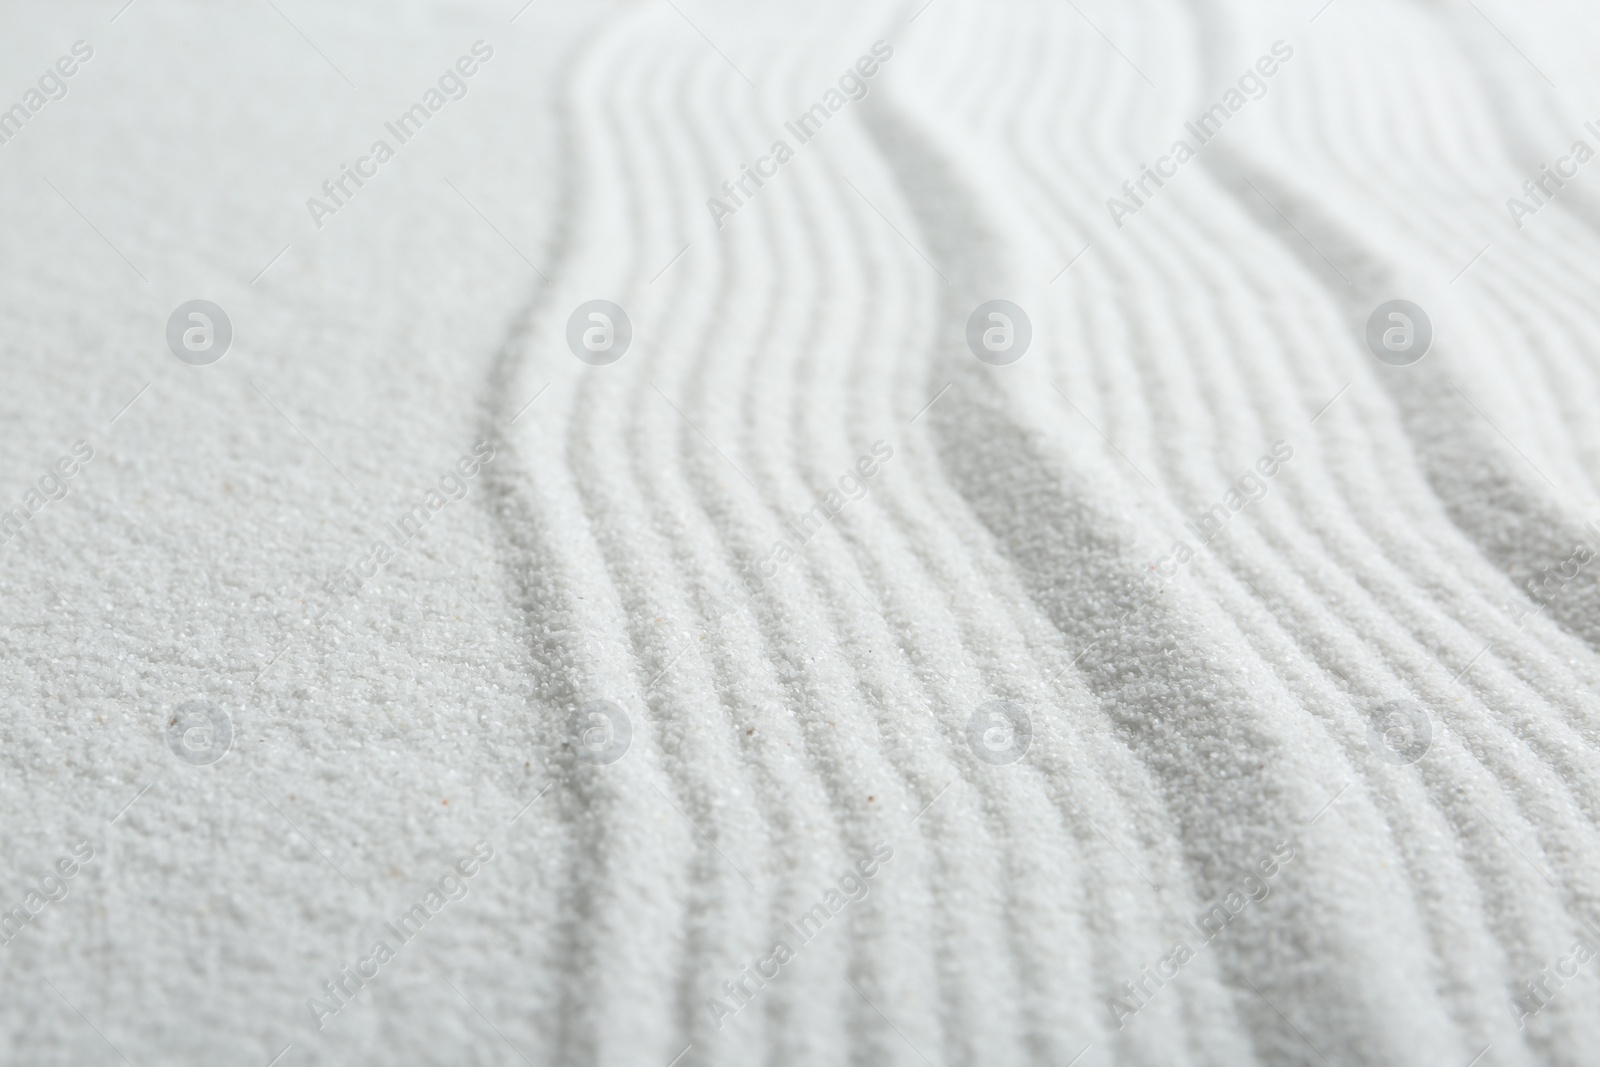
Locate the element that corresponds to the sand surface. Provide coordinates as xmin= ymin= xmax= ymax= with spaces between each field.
xmin=4 ymin=1 xmax=1600 ymax=1064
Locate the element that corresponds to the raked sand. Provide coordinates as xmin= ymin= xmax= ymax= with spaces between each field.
xmin=4 ymin=0 xmax=1600 ymax=1064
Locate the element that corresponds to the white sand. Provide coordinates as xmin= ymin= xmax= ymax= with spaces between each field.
xmin=3 ymin=0 xmax=1600 ymax=1063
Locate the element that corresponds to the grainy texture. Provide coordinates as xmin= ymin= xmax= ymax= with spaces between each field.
xmin=3 ymin=1 xmax=1599 ymax=1064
